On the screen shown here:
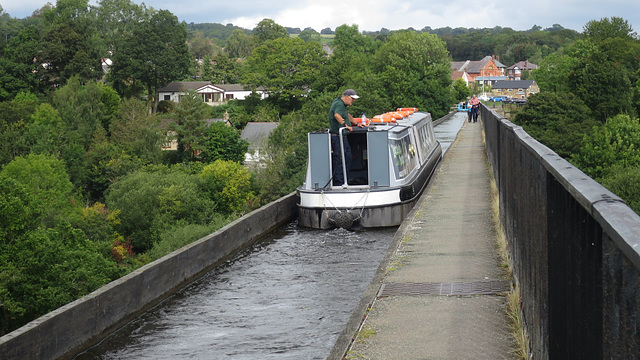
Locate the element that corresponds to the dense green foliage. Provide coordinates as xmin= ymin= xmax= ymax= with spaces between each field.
xmin=571 ymin=115 xmax=640 ymax=181
xmin=2 ymin=2 xmax=640 ymax=336
xmin=513 ymin=17 xmax=640 ymax=214
xmin=201 ymin=121 xmax=249 ymax=163
xmin=0 ymin=155 xmax=126 ymax=333
xmin=570 ymin=114 xmax=640 ymax=215
xmin=513 ymin=92 xmax=598 ymax=158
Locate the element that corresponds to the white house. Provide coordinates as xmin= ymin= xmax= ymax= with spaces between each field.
xmin=158 ymin=82 xmax=268 ymax=106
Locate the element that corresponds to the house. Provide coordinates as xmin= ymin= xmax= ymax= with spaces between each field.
xmin=157 ymin=82 xmax=267 ymax=106
xmin=490 ymin=80 xmax=540 ymax=99
xmin=506 ymin=61 xmax=539 ymax=80
xmin=451 ymin=56 xmax=505 ymax=84
xmin=452 ymin=70 xmax=471 ymax=86
xmin=474 ymin=75 xmax=508 ymax=88
xmin=322 ymin=44 xmax=334 ymax=56
xmin=240 ymin=122 xmax=278 ymax=167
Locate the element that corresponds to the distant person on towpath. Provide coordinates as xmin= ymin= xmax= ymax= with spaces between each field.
xmin=468 ymin=94 xmax=480 ymax=123
xmin=329 ymin=89 xmax=364 ymax=186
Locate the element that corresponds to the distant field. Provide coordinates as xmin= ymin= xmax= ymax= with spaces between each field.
xmin=290 ymin=33 xmax=335 ymax=46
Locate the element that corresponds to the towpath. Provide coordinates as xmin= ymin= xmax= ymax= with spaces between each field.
xmin=343 ymin=114 xmax=515 ymax=359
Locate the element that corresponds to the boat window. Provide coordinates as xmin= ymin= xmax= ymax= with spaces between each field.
xmin=390 ymin=134 xmax=417 ymax=180
xmin=414 ymin=123 xmax=432 ymax=162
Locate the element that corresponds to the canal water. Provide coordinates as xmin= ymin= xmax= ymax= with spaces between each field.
xmin=76 ymin=225 xmax=397 ymax=360
xmin=435 ymin=111 xmax=467 ymax=154
xmin=75 ymin=113 xmax=465 ymax=360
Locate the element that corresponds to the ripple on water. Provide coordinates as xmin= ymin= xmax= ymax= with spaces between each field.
xmin=75 ymin=223 xmax=396 ymax=360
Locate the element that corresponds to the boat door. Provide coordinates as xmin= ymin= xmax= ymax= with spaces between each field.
xmin=367 ymin=130 xmax=390 ymax=187
xmin=307 ymin=132 xmax=331 ymax=189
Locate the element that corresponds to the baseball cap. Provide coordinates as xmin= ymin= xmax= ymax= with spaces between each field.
xmin=343 ymin=89 xmax=360 ymax=99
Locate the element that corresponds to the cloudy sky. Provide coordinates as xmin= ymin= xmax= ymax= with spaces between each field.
xmin=3 ymin=0 xmax=640 ymax=34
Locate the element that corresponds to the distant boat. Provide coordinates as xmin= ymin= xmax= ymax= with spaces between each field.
xmin=297 ymin=109 xmax=442 ymax=230
xmin=457 ymin=102 xmax=470 ymax=112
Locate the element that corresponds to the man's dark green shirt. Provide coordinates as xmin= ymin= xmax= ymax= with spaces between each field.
xmin=329 ymin=97 xmax=350 ymax=135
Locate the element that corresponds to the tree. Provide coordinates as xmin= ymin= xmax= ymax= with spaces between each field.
xmin=567 ymin=44 xmax=634 ymax=121
xmin=169 ymin=89 xmax=211 ymax=162
xmin=110 ymin=98 xmax=164 ymax=164
xmin=0 ymin=221 xmax=123 ymax=335
xmin=189 ymin=31 xmax=220 ymax=59
xmin=513 ymin=92 xmax=598 ymax=158
xmin=583 ymin=17 xmax=637 ymax=42
xmin=0 ymin=154 xmax=80 ymax=228
xmin=0 ymin=177 xmax=40 ymax=244
xmin=24 ymin=103 xmax=65 ymax=157
xmin=200 ymin=160 xmax=254 ymax=214
xmin=109 ymin=10 xmax=191 ymax=111
xmin=0 ymin=93 xmax=39 ymax=166
xmin=105 ymin=167 xmax=216 ymax=251
xmin=50 ymin=78 xmax=111 ymax=192
xmin=200 ymin=121 xmax=248 ymax=163
xmin=51 ymin=77 xmax=106 ymax=147
xmin=372 ymin=30 xmax=453 ymax=118
xmin=571 ymin=114 xmax=640 ymax=181
xmin=314 ymin=24 xmax=378 ymax=95
xmin=95 ymin=0 xmax=150 ymax=55
xmin=0 ymin=26 xmax=44 ymax=101
xmin=242 ymin=37 xmax=327 ymax=111
xmin=298 ymin=29 xmax=322 ymax=43
xmin=253 ymin=18 xmax=288 ymax=44
xmin=201 ymin=53 xmax=240 ymax=84
xmin=452 ymin=78 xmax=472 ymax=103
xmin=225 ymin=29 xmax=255 ymax=59
xmin=38 ymin=0 xmax=104 ymax=85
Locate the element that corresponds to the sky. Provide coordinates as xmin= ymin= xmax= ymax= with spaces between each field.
xmin=2 ymin=0 xmax=640 ymax=34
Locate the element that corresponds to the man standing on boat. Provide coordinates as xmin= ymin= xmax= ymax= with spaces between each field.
xmin=329 ymin=89 xmax=364 ymax=186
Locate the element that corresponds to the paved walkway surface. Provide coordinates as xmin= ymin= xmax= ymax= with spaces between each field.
xmin=345 ymin=115 xmax=515 ymax=359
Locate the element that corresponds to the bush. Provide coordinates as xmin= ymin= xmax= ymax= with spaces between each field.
xmin=146 ymin=215 xmax=232 ymax=261
xmin=1 ymin=223 xmax=124 ymax=335
xmin=514 ymin=92 xmax=599 ymax=158
xmin=571 ymin=114 xmax=640 ymax=180
xmin=601 ymin=165 xmax=640 ymax=215
xmin=105 ymin=168 xmax=217 ymax=252
xmin=0 ymin=153 xmax=81 ymax=228
xmin=200 ymin=160 xmax=254 ymax=214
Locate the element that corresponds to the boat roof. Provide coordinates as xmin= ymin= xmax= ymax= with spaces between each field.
xmin=365 ymin=111 xmax=431 ymax=133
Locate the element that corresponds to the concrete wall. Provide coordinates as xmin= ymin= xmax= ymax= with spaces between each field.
xmin=0 ymin=193 xmax=299 ymax=360
xmin=481 ymin=106 xmax=640 ymax=358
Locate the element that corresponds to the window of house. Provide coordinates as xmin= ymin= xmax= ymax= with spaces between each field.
xmin=164 ymin=95 xmax=170 ymax=100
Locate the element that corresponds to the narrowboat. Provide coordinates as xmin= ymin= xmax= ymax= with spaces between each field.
xmin=297 ymin=108 xmax=442 ymax=230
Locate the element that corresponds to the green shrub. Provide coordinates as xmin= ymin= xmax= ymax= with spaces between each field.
xmin=200 ymin=160 xmax=254 ymax=214
xmin=601 ymin=165 xmax=640 ymax=215
xmin=571 ymin=114 xmax=640 ymax=180
xmin=105 ymin=168 xmax=217 ymax=252
xmin=146 ymin=215 xmax=232 ymax=261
